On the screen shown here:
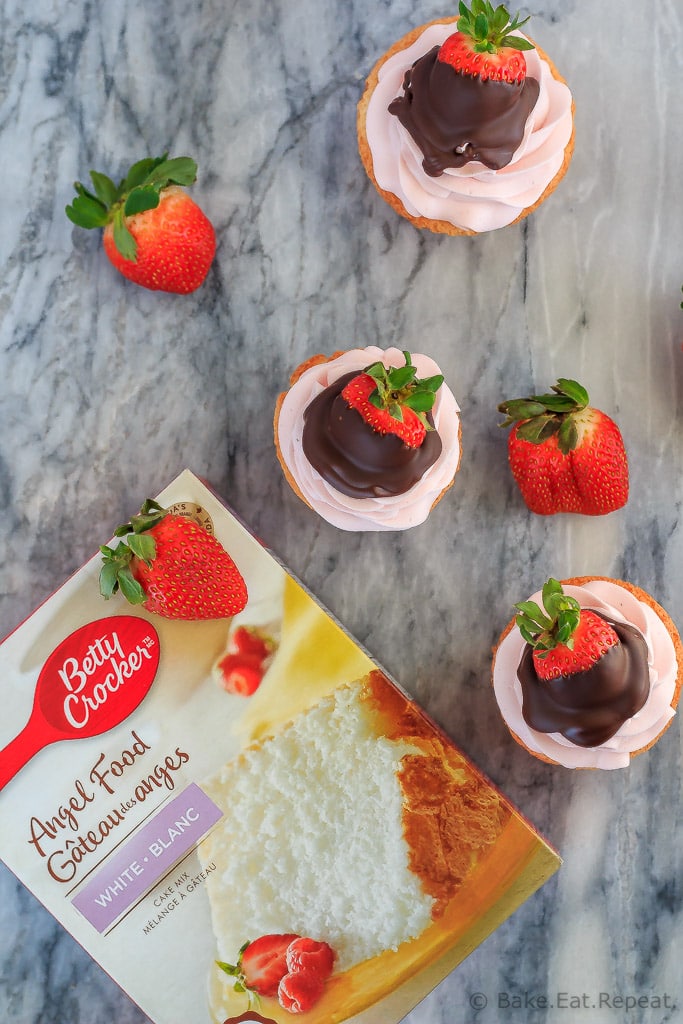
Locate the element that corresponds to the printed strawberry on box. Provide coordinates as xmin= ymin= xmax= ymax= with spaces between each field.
xmin=0 ymin=470 xmax=561 ymax=1024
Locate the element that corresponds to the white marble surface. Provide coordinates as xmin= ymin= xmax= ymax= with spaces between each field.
xmin=1 ymin=0 xmax=682 ymax=1022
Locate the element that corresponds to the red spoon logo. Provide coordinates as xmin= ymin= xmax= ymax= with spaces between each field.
xmin=0 ymin=616 xmax=159 ymax=790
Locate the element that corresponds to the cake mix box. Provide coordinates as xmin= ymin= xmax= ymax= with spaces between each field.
xmin=0 ymin=470 xmax=560 ymax=1024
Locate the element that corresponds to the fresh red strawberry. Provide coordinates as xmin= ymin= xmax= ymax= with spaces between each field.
xmin=99 ymin=498 xmax=248 ymax=620
xmin=515 ymin=578 xmax=620 ymax=681
xmin=498 ymin=378 xmax=629 ymax=516
xmin=217 ymin=934 xmax=300 ymax=1001
xmin=438 ymin=1 xmax=534 ymax=84
xmin=278 ymin=970 xmax=325 ymax=1014
xmin=285 ymin=937 xmax=335 ymax=980
xmin=229 ymin=625 xmax=273 ymax=663
xmin=341 ymin=351 xmax=444 ymax=449
xmin=217 ymin=652 xmax=264 ymax=696
xmin=66 ymin=154 xmax=215 ymax=293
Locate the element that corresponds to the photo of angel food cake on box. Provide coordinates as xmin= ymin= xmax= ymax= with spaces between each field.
xmin=198 ymin=582 xmax=560 ymax=1024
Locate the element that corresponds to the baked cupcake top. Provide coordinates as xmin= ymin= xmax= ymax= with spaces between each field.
xmin=362 ymin=19 xmax=573 ymax=233
xmin=275 ymin=347 xmax=461 ymax=531
xmin=492 ymin=579 xmax=679 ymax=769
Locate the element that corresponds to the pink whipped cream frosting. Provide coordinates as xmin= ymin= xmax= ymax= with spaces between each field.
xmin=365 ymin=23 xmax=573 ymax=233
xmin=276 ymin=347 xmax=461 ymax=531
xmin=492 ymin=580 xmax=678 ymax=770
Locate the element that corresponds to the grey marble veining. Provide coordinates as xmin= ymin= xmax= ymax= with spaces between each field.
xmin=1 ymin=0 xmax=682 ymax=1021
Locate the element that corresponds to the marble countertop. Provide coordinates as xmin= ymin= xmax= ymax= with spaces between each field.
xmin=1 ymin=0 xmax=682 ymax=1022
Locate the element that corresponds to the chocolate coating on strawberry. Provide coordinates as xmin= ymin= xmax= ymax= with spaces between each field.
xmin=389 ymin=2 xmax=539 ymax=175
xmin=302 ymin=369 xmax=443 ymax=498
xmin=514 ymin=580 xmax=650 ymax=747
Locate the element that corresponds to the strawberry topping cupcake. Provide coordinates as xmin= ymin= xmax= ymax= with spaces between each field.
xmin=358 ymin=4 xmax=574 ymax=235
xmin=274 ymin=347 xmax=462 ymax=531
xmin=492 ymin=578 xmax=682 ymax=769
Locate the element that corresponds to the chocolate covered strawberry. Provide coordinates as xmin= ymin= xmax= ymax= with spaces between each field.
xmin=438 ymin=1 xmax=534 ymax=84
xmin=341 ymin=351 xmax=443 ymax=449
xmin=514 ymin=579 xmax=619 ymax=681
xmin=498 ymin=378 xmax=629 ymax=515
xmin=66 ymin=154 xmax=215 ymax=293
xmin=99 ymin=499 xmax=247 ymax=620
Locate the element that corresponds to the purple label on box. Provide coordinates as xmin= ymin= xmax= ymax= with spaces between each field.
xmin=71 ymin=783 xmax=222 ymax=932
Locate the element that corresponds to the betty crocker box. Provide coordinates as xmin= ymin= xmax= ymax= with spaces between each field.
xmin=0 ymin=470 xmax=560 ymax=1024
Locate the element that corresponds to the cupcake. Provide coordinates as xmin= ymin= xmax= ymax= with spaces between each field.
xmin=492 ymin=577 xmax=682 ymax=769
xmin=357 ymin=3 xmax=574 ymax=235
xmin=274 ymin=347 xmax=462 ymax=531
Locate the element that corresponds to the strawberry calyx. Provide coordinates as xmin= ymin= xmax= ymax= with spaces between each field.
xmin=514 ymin=579 xmax=620 ymax=681
xmin=66 ymin=154 xmax=198 ymax=262
xmin=216 ymin=941 xmax=261 ymax=1008
xmin=498 ymin=378 xmax=591 ymax=455
xmin=514 ymin=578 xmax=582 ymax=655
xmin=453 ymin=0 xmax=534 ymax=56
xmin=99 ymin=498 xmax=169 ymax=605
xmin=341 ymin=351 xmax=444 ymax=449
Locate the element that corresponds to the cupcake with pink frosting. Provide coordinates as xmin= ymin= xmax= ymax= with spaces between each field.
xmin=274 ymin=347 xmax=462 ymax=531
xmin=357 ymin=5 xmax=574 ymax=235
xmin=492 ymin=577 xmax=682 ymax=770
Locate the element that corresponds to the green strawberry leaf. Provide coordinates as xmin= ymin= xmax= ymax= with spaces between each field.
xmin=553 ymin=379 xmax=589 ymax=407
xmin=215 ymin=960 xmax=240 ymax=979
xmin=127 ymin=533 xmax=156 ymax=563
xmin=419 ymin=374 xmax=445 ymax=393
xmin=557 ymin=415 xmax=579 ymax=455
xmin=497 ymin=399 xmax=548 ymax=426
xmin=89 ymin=171 xmax=118 ymax=207
xmin=514 ymin=601 xmax=553 ymax=630
xmin=493 ymin=5 xmax=509 ymax=31
xmin=112 ymin=206 xmax=138 ymax=262
xmin=99 ymin=561 xmax=121 ymax=599
xmin=124 ymin=186 xmax=162 ymax=217
xmin=117 ymin=569 xmax=146 ymax=605
xmin=403 ymin=391 xmax=436 ymax=412
xmin=555 ymin=620 xmax=577 ymax=646
xmin=122 ymin=156 xmax=168 ymax=193
xmin=531 ymin=394 xmax=577 ymax=412
xmin=515 ymin=414 xmax=558 ymax=443
xmin=65 ymin=193 xmax=109 ymax=229
xmin=143 ymin=156 xmax=198 ymax=189
xmin=541 ymin=577 xmax=563 ymax=602
xmin=501 ymin=33 xmax=534 ymax=49
xmin=364 ymin=362 xmax=386 ymax=381
xmin=387 ymin=365 xmax=417 ymax=389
